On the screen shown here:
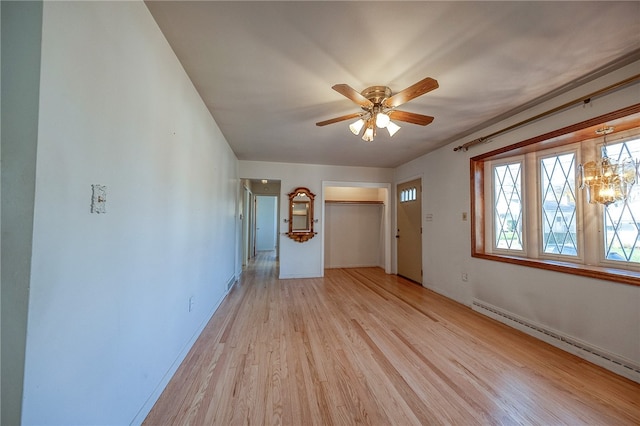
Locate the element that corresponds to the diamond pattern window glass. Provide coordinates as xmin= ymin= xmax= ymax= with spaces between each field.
xmin=540 ymin=153 xmax=578 ymax=256
xmin=602 ymin=138 xmax=640 ymax=263
xmin=494 ymin=162 xmax=523 ymax=250
xmin=474 ymin=113 xmax=640 ymax=284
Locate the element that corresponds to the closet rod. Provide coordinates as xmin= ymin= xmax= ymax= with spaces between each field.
xmin=325 ymin=200 xmax=384 ymax=205
xmin=453 ymin=73 xmax=640 ymax=152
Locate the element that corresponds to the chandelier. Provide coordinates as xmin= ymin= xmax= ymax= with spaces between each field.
xmin=578 ymin=126 xmax=638 ymax=206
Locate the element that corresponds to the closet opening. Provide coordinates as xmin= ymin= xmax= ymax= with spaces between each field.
xmin=322 ymin=182 xmax=391 ymax=274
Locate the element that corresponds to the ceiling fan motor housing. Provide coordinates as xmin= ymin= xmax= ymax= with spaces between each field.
xmin=361 ymin=86 xmax=392 ymax=106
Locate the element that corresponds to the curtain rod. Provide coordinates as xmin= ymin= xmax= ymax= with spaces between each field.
xmin=453 ymin=73 xmax=640 ymax=152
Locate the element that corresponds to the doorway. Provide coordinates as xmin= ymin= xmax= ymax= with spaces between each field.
xmin=322 ymin=181 xmax=392 ymax=274
xmin=396 ymin=178 xmax=422 ymax=284
xmin=240 ymin=179 xmax=281 ymax=269
xmin=255 ymin=195 xmax=278 ymax=252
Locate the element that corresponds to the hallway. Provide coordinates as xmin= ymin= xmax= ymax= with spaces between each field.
xmin=144 ymin=252 xmax=640 ymax=425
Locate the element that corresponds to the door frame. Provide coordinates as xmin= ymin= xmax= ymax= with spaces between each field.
xmin=242 ymin=184 xmax=255 ymax=264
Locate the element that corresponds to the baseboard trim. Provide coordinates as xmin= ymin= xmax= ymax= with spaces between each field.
xmin=227 ymin=275 xmax=236 ymax=291
xmin=472 ymin=299 xmax=640 ymax=383
xmin=279 ymin=273 xmax=322 ymax=279
xmin=326 ymin=263 xmax=384 ymax=269
xmin=130 ymin=288 xmax=231 ymax=425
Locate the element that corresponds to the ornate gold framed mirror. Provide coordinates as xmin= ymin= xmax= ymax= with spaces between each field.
xmin=287 ymin=187 xmax=316 ymax=242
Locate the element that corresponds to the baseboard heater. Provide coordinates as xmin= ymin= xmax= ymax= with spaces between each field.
xmin=472 ymin=299 xmax=640 ymax=384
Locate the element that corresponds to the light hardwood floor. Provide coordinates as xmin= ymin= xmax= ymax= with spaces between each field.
xmin=144 ymin=251 xmax=640 ymax=425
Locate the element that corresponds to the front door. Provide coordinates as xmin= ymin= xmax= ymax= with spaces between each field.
xmin=397 ymin=178 xmax=422 ymax=283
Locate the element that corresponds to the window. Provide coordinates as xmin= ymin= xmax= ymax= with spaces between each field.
xmin=540 ymin=152 xmax=578 ymax=257
xmin=602 ymin=138 xmax=640 ymax=263
xmin=400 ymin=187 xmax=417 ymax=203
xmin=471 ymin=105 xmax=640 ymax=286
xmin=493 ymin=161 xmax=523 ymax=251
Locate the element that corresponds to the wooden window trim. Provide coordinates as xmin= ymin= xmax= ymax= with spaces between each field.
xmin=470 ymin=103 xmax=640 ymax=287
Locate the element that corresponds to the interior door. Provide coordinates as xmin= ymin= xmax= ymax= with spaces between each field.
xmin=397 ymin=178 xmax=422 ymax=283
xmin=255 ymin=195 xmax=278 ymax=251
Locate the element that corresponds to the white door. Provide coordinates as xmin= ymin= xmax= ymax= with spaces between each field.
xmin=255 ymin=195 xmax=277 ymax=251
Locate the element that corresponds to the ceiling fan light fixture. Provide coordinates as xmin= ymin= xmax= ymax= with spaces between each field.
xmin=349 ymin=118 xmax=365 ymax=135
xmin=375 ymin=112 xmax=390 ymax=128
xmin=386 ymin=121 xmax=401 ymax=137
xmin=362 ymin=125 xmax=375 ymax=142
xmin=316 ymin=76 xmax=438 ymax=143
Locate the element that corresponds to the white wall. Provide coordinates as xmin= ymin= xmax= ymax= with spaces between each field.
xmin=325 ymin=203 xmax=384 ymax=268
xmin=1 ymin=2 xmax=43 ymax=424
xmin=20 ymin=2 xmax=239 ymax=425
xmin=396 ymin=60 xmax=640 ymax=369
xmin=239 ymin=161 xmax=393 ymax=278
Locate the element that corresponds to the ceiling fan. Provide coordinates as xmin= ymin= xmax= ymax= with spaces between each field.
xmin=316 ymin=76 xmax=438 ymax=142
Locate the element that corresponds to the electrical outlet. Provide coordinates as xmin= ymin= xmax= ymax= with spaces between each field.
xmin=461 ymin=272 xmax=468 ymax=282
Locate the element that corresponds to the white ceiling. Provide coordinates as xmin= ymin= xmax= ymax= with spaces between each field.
xmin=145 ymin=1 xmax=640 ymax=168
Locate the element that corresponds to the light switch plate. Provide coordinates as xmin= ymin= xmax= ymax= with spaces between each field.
xmin=91 ymin=184 xmax=107 ymax=214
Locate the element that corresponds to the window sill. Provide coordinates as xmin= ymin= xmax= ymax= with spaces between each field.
xmin=472 ymin=252 xmax=640 ymax=287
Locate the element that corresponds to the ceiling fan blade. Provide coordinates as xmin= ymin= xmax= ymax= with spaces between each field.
xmin=383 ymin=77 xmax=439 ymax=108
xmin=388 ymin=110 xmax=434 ymax=126
xmin=332 ymin=84 xmax=374 ymax=108
xmin=316 ymin=112 xmax=364 ymax=127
